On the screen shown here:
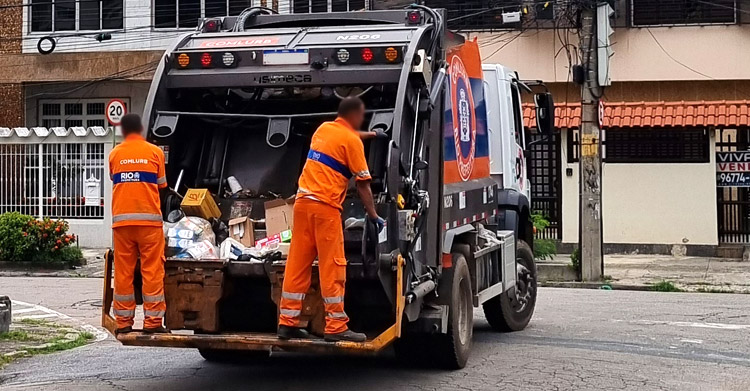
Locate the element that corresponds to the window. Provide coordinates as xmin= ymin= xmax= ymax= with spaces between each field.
xmin=39 ymin=99 xmax=124 ymax=129
xmin=567 ymin=128 xmax=710 ymax=163
xmin=425 ymin=0 xmax=521 ymax=31
xmin=30 ymin=0 xmax=124 ymax=32
xmin=605 ymin=128 xmax=709 ymax=163
xmin=292 ymin=0 xmax=365 ymax=13
xmin=155 ymin=0 xmax=259 ymax=28
xmin=631 ymin=0 xmax=737 ymax=26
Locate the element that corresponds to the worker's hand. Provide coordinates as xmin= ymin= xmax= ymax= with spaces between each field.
xmin=373 ymin=129 xmax=389 ymax=139
xmin=369 ymin=215 xmax=386 ymax=233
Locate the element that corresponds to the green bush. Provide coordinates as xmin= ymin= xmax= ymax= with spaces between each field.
xmin=569 ymin=247 xmax=581 ymax=272
xmin=0 ymin=212 xmax=80 ymax=266
xmin=0 ymin=212 xmax=35 ymax=263
xmin=531 ymin=212 xmax=557 ymax=261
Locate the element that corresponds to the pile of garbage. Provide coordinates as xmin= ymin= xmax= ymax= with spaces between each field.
xmin=162 ymin=186 xmax=293 ymax=262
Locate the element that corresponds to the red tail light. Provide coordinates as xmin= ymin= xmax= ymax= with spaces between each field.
xmin=201 ymin=53 xmax=212 ymax=68
xmin=361 ymin=48 xmax=374 ymax=63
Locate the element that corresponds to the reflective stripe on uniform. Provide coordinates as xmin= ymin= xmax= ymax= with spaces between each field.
xmin=142 ymin=294 xmax=164 ymax=303
xmin=307 ymin=149 xmax=352 ymax=179
xmin=328 ymin=311 xmax=348 ymax=319
xmin=113 ymin=293 xmax=135 ymax=302
xmin=281 ymin=292 xmax=305 ymax=300
xmin=156 ymin=176 xmax=167 ymax=185
xmin=323 ymin=296 xmax=344 ymax=304
xmin=280 ymin=309 xmax=301 ymax=317
xmin=113 ymin=309 xmax=135 ymax=317
xmin=144 ymin=310 xmax=165 ymax=318
xmin=112 ymin=213 xmax=162 ymax=223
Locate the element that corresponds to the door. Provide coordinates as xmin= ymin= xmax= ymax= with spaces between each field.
xmin=527 ymin=132 xmax=562 ymax=240
xmin=716 ymin=128 xmax=750 ymax=243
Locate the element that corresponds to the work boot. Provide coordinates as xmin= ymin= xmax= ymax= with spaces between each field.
xmin=115 ymin=326 xmax=133 ymax=335
xmin=143 ymin=326 xmax=169 ymax=334
xmin=324 ymin=330 xmax=366 ymax=343
xmin=278 ymin=325 xmax=309 ymax=340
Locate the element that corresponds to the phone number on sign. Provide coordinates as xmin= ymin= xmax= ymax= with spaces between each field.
xmin=717 ymin=172 xmax=750 ymax=187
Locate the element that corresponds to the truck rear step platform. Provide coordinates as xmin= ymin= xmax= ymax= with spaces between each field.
xmin=116 ymin=328 xmax=399 ymax=354
xmin=103 ymin=251 xmax=406 ymax=354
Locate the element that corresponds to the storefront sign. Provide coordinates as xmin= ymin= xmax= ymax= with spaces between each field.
xmin=717 ymin=151 xmax=750 ymax=187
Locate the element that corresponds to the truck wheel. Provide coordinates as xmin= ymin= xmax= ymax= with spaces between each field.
xmin=433 ymin=250 xmax=473 ymax=369
xmin=198 ymin=348 xmax=270 ymax=363
xmin=482 ymin=240 xmax=537 ymax=332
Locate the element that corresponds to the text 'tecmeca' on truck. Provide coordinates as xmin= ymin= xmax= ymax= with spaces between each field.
xmin=101 ymin=6 xmax=555 ymax=369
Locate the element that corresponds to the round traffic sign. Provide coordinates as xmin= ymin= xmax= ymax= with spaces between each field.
xmin=106 ymin=99 xmax=127 ymax=126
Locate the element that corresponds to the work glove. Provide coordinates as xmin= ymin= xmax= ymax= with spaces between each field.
xmin=373 ymin=129 xmax=389 ymax=139
xmin=369 ymin=216 xmax=386 ymax=233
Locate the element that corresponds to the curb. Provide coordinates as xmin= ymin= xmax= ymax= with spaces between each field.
xmin=540 ymin=281 xmax=653 ymax=291
xmin=10 ymin=300 xmax=109 ymax=342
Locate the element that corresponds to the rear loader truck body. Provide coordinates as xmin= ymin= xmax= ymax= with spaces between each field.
xmin=101 ymin=6 xmax=555 ymax=369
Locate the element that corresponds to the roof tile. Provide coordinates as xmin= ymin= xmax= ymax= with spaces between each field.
xmin=523 ymin=100 xmax=750 ymax=129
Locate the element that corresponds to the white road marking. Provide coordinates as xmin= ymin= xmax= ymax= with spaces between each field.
xmin=11 ymin=299 xmax=109 ymax=342
xmin=630 ymin=319 xmax=750 ymax=330
xmin=15 ymin=313 xmax=58 ymax=320
xmin=11 ymin=307 xmax=44 ymax=314
xmin=680 ymin=339 xmax=703 ymax=344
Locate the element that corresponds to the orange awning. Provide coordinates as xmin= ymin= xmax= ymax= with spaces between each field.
xmin=523 ymin=100 xmax=750 ymax=129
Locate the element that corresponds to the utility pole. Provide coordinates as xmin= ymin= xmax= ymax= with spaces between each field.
xmin=578 ymin=2 xmax=603 ymax=281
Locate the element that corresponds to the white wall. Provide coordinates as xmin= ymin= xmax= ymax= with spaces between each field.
xmin=559 ymin=130 xmax=718 ymax=246
xmin=476 ymin=24 xmax=750 ymax=83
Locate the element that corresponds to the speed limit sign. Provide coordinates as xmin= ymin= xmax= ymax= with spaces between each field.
xmin=106 ymin=99 xmax=127 ymax=126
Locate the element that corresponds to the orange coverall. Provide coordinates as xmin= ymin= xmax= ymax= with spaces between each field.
xmin=279 ymin=118 xmax=372 ymax=334
xmin=109 ymin=134 xmax=168 ymax=330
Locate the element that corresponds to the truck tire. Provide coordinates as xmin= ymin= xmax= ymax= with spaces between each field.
xmin=198 ymin=348 xmax=270 ymax=363
xmin=482 ymin=240 xmax=537 ymax=332
xmin=432 ymin=250 xmax=473 ymax=369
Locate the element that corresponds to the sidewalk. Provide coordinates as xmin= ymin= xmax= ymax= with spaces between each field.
xmin=539 ymin=254 xmax=750 ymax=293
xmin=0 ymin=249 xmax=105 ymax=278
xmin=2 ymin=249 xmax=749 ymax=293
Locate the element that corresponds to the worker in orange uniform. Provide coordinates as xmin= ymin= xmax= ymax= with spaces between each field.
xmin=278 ymin=97 xmax=385 ymax=342
xmin=109 ymin=114 xmax=169 ymax=334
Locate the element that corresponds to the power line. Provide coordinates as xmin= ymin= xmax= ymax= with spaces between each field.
xmin=645 ymin=27 xmax=716 ymax=80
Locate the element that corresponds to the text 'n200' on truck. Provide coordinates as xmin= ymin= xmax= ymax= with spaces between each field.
xmin=101 ymin=6 xmax=555 ymax=369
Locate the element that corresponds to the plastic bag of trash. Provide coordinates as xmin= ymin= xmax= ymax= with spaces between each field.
xmin=174 ymin=239 xmax=220 ymax=260
xmin=164 ymin=216 xmax=216 ymax=257
xmin=219 ymin=237 xmax=266 ymax=262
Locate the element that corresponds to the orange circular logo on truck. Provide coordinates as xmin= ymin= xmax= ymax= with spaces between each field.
xmin=449 ymin=55 xmax=476 ymax=182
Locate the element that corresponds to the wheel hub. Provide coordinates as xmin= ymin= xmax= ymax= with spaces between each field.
xmin=513 ymin=263 xmax=534 ymax=312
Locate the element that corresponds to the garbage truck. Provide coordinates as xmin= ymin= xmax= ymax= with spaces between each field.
xmin=101 ymin=6 xmax=555 ymax=369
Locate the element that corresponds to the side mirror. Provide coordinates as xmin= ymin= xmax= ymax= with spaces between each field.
xmin=534 ymin=92 xmax=555 ymax=134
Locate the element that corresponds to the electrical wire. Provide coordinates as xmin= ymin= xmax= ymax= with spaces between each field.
xmin=645 ymin=27 xmax=716 ymax=80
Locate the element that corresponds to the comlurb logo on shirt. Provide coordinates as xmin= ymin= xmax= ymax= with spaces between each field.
xmin=120 ymin=158 xmax=149 ymax=165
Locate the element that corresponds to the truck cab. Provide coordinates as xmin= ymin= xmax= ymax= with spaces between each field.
xmin=101 ymin=7 xmax=553 ymax=369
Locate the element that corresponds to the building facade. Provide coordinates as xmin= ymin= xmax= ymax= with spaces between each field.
xmin=470 ymin=0 xmax=750 ymax=255
xmin=1 ymin=0 xmax=747 ymax=252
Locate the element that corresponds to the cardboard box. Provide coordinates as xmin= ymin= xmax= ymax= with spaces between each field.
xmin=228 ymin=216 xmax=255 ymax=247
xmin=181 ymin=189 xmax=221 ymax=220
xmin=255 ymin=229 xmax=291 ymax=252
xmin=264 ymin=198 xmax=294 ymax=236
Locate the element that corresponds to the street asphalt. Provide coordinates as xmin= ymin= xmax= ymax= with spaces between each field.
xmin=1 ymin=277 xmax=750 ymax=391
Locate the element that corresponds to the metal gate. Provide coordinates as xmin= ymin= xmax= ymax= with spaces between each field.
xmin=528 ymin=133 xmax=562 ymax=239
xmin=0 ymin=143 xmax=106 ymax=220
xmin=716 ymin=128 xmax=750 ymax=243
